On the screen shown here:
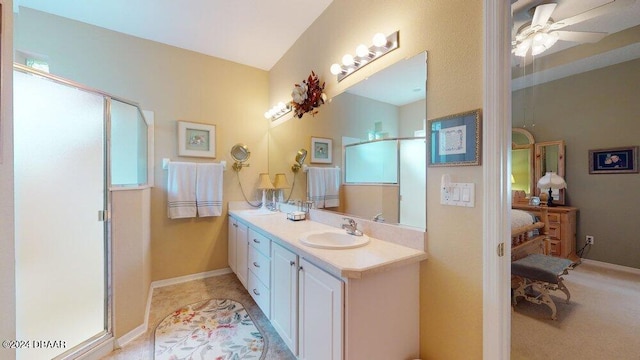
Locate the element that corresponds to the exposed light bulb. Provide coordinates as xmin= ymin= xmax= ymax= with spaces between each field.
xmin=330 ymin=63 xmax=342 ymax=75
xmin=355 ymin=44 xmax=370 ymax=58
xmin=264 ymin=111 xmax=271 ymax=119
xmin=342 ymin=54 xmax=354 ymax=66
xmin=372 ymin=33 xmax=387 ymax=47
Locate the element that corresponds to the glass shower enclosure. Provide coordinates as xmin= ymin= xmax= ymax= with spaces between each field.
xmin=13 ymin=64 xmax=149 ymax=359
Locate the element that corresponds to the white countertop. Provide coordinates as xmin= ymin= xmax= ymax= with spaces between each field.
xmin=229 ymin=209 xmax=427 ymax=279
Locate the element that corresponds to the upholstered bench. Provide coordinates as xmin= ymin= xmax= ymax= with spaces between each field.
xmin=511 ymin=253 xmax=573 ymax=320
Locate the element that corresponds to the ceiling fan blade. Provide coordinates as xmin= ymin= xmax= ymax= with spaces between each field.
xmin=554 ymin=30 xmax=608 ymax=43
xmin=531 ymin=3 xmax=557 ymax=28
xmin=550 ymin=0 xmax=635 ymax=30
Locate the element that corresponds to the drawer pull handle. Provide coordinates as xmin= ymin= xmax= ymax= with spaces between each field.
xmin=298 ymin=266 xmax=304 ymax=272
xmin=253 ymin=261 xmax=260 ymax=268
xmin=290 ymin=261 xmax=296 ymax=266
xmin=252 ymin=289 xmax=260 ymax=296
xmin=253 ymin=238 xmax=260 ymax=244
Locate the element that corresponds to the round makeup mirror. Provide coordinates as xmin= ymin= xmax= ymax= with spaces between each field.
xmin=291 ymin=149 xmax=307 ymax=172
xmin=230 ymin=143 xmax=250 ymax=171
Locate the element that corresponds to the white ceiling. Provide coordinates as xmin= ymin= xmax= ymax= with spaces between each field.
xmin=15 ymin=0 xmax=334 ymax=71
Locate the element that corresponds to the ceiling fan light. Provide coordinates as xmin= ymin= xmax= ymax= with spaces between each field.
xmin=544 ymin=32 xmax=560 ymax=48
xmin=531 ymin=43 xmax=547 ymax=56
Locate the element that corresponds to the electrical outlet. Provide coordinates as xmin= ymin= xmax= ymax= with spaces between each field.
xmin=586 ymin=235 xmax=594 ymax=245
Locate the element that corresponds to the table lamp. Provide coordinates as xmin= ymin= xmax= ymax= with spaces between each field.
xmin=273 ymin=173 xmax=291 ymax=204
xmin=537 ymin=172 xmax=566 ymax=206
xmin=257 ymin=173 xmax=274 ymax=210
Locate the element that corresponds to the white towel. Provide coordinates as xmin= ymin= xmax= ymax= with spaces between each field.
xmin=323 ymin=168 xmax=340 ymax=208
xmin=196 ymin=163 xmax=223 ymax=217
xmin=307 ymin=167 xmax=341 ymax=209
xmin=307 ymin=167 xmax=325 ymax=208
xmin=167 ymin=162 xmax=197 ymax=219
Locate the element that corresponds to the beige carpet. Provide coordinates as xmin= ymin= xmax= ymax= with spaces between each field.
xmin=101 ymin=273 xmax=295 ymax=360
xmin=512 ymin=260 xmax=640 ymax=360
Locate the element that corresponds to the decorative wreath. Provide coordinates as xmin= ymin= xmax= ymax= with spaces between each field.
xmin=291 ymin=71 xmax=327 ymax=118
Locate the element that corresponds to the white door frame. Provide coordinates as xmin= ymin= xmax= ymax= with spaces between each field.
xmin=483 ymin=1 xmax=512 ymax=359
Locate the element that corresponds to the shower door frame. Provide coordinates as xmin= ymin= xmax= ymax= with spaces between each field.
xmin=14 ymin=63 xmax=147 ymax=359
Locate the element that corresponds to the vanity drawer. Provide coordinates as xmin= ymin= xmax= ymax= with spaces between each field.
xmin=248 ymin=228 xmax=271 ymax=256
xmin=249 ymin=245 xmax=270 ymax=286
xmin=248 ymin=271 xmax=270 ymax=318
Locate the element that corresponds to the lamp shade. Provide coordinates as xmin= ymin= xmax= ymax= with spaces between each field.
xmin=511 ymin=174 xmax=516 ymax=184
xmin=537 ymin=172 xmax=566 ymax=190
xmin=273 ymin=173 xmax=290 ymax=189
xmin=257 ymin=173 xmax=274 ymax=190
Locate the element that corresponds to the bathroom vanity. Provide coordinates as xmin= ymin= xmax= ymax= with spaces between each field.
xmin=228 ymin=205 xmax=427 ymax=360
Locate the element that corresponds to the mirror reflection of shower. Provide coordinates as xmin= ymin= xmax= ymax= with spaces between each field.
xmin=230 ymin=144 xmax=261 ymax=207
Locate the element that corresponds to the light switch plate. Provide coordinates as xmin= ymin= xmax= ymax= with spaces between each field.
xmin=441 ymin=182 xmax=475 ymax=207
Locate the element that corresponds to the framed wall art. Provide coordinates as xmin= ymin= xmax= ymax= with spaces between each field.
xmin=310 ymin=136 xmax=332 ymax=164
xmin=178 ymin=120 xmax=216 ymax=158
xmin=428 ymin=109 xmax=482 ymax=167
xmin=588 ymin=146 xmax=638 ymax=174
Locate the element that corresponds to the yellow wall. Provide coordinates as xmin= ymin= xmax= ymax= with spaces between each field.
xmin=268 ymin=0 xmax=484 ymax=358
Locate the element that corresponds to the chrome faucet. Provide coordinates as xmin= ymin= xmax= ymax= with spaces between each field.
xmin=341 ymin=217 xmax=363 ymax=236
xmin=372 ymin=213 xmax=385 ymax=222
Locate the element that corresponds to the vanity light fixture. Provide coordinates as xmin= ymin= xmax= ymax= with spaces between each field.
xmin=330 ymin=31 xmax=399 ymax=82
xmin=264 ymin=102 xmax=292 ymax=121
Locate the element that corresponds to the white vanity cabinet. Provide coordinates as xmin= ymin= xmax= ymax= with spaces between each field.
xmin=298 ymin=258 xmax=343 ymax=360
xmin=271 ymin=242 xmax=343 ymax=360
xmin=228 ymin=209 xmax=423 ymax=360
xmin=228 ymin=216 xmax=248 ymax=289
xmin=271 ymin=242 xmax=299 ymax=354
xmin=247 ymin=228 xmax=271 ymax=318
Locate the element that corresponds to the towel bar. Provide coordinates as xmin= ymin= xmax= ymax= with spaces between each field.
xmin=302 ymin=165 xmax=340 ymax=172
xmin=162 ymin=158 xmax=226 ymax=171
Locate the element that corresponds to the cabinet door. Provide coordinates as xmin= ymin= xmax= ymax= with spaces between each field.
xmin=236 ymin=221 xmax=249 ymax=289
xmin=298 ymin=259 xmax=343 ymax=360
xmin=271 ymin=243 xmax=298 ymax=355
xmin=228 ymin=217 xmax=237 ymax=273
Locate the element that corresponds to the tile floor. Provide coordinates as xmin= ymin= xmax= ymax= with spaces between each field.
xmin=101 ymin=273 xmax=296 ymax=359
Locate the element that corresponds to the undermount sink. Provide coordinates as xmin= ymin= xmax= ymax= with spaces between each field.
xmin=299 ymin=229 xmax=370 ymax=249
xmin=236 ymin=208 xmax=278 ymax=216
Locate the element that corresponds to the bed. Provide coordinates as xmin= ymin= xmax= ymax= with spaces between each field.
xmin=511 ymin=206 xmax=550 ymax=261
xmin=510 ymin=206 xmax=573 ymax=320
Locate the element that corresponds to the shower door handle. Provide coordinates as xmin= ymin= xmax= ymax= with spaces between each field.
xmin=98 ymin=210 xmax=110 ymax=222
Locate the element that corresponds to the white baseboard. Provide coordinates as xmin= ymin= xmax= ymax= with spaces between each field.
xmin=581 ymin=259 xmax=640 ymax=275
xmin=150 ymin=267 xmax=233 ymax=289
xmin=78 ymin=338 xmax=114 ymax=360
xmin=115 ymin=323 xmax=146 ymax=348
xmin=116 ymin=267 xmax=234 ymax=347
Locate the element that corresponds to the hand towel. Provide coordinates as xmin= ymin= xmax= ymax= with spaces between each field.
xmin=196 ymin=163 xmax=224 ymax=217
xmin=307 ymin=167 xmax=325 ymax=208
xmin=167 ymin=162 xmax=197 ymax=219
xmin=323 ymin=168 xmax=341 ymax=208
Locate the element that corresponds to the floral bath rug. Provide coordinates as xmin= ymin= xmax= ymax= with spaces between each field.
xmin=154 ymin=298 xmax=265 ymax=360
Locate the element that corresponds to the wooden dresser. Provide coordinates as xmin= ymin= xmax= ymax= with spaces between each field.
xmin=512 ymin=204 xmax=579 ymax=262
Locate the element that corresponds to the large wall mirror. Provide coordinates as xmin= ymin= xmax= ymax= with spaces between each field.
xmin=268 ymin=52 xmax=427 ymax=230
xmin=511 ymin=128 xmax=535 ymax=197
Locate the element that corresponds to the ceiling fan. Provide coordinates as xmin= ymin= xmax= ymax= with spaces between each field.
xmin=512 ymin=0 xmax=633 ymax=57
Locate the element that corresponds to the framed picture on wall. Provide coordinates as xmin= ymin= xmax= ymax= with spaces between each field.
xmin=178 ymin=120 xmax=216 ymax=158
xmin=588 ymin=146 xmax=638 ymax=174
xmin=311 ymin=136 xmax=332 ymax=164
xmin=427 ymin=109 xmax=482 ymax=167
